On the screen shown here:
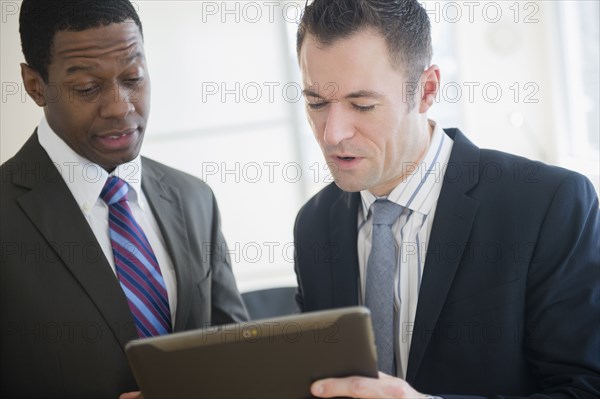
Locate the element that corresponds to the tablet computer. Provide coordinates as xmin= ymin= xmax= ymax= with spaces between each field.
xmin=125 ymin=306 xmax=378 ymax=399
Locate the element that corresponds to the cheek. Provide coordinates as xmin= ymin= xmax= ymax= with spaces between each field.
xmin=360 ymin=118 xmax=389 ymax=152
xmin=48 ymin=96 xmax=94 ymax=134
xmin=307 ymin=112 xmax=324 ymax=138
xmin=377 ymin=122 xmax=407 ymax=165
xmin=133 ymin=82 xmax=151 ymax=118
xmin=390 ymin=131 xmax=417 ymax=169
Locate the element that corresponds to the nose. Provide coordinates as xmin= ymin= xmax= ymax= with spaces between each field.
xmin=99 ymin=83 xmax=135 ymax=120
xmin=323 ymin=103 xmax=354 ymax=146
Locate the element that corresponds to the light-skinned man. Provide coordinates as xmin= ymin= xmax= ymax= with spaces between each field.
xmin=293 ymin=0 xmax=600 ymax=397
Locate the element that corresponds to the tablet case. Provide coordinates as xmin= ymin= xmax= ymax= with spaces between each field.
xmin=125 ymin=306 xmax=378 ymax=399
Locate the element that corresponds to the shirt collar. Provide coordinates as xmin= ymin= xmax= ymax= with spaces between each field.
xmin=360 ymin=119 xmax=451 ymax=219
xmin=37 ymin=116 xmax=144 ymax=215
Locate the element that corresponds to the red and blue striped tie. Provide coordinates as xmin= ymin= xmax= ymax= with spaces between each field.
xmin=100 ymin=176 xmax=172 ymax=337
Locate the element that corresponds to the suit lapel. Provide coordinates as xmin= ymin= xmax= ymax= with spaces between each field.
xmin=329 ymin=190 xmax=361 ymax=307
xmin=141 ymin=159 xmax=194 ymax=331
xmin=406 ymin=129 xmax=481 ymax=382
xmin=13 ymin=134 xmax=138 ymax=349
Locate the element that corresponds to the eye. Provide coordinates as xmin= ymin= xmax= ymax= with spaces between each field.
xmin=123 ymin=77 xmax=144 ymax=88
xmin=307 ymin=102 xmax=327 ymax=110
xmin=75 ymin=85 xmax=100 ymax=96
xmin=352 ymin=104 xmax=376 ymax=112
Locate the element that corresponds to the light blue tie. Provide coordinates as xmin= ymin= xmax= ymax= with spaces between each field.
xmin=365 ymin=199 xmax=404 ymax=375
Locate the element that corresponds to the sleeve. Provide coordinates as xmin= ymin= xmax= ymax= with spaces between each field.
xmin=293 ymin=209 xmax=306 ymax=312
xmin=440 ymin=173 xmax=600 ymax=399
xmin=207 ymin=191 xmax=249 ymax=325
xmin=522 ymin=173 xmax=600 ymax=397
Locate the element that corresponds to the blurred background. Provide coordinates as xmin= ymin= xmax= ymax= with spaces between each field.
xmin=1 ymin=0 xmax=598 ymax=294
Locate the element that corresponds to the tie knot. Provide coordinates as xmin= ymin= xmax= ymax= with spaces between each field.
xmin=371 ymin=199 xmax=404 ymax=226
xmin=101 ymin=176 xmax=129 ymax=205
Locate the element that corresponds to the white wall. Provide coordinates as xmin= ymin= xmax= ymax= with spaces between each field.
xmin=137 ymin=1 xmax=307 ymax=291
xmin=2 ymin=1 xmax=598 ymax=292
xmin=1 ymin=0 xmax=42 ymax=160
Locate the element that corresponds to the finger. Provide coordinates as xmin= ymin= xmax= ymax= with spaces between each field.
xmin=311 ymin=376 xmax=386 ymax=398
xmin=119 ymin=392 xmax=143 ymax=399
xmin=378 ymin=371 xmax=397 ymax=380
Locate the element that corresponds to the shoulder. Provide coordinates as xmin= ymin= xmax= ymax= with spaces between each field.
xmin=1 ymin=133 xmax=51 ymax=200
xmin=295 ymin=183 xmax=359 ymax=237
xmin=445 ymin=128 xmax=596 ymax=203
xmin=141 ymin=156 xmax=215 ymax=199
xmin=297 ymin=183 xmax=345 ymax=219
xmin=477 ymin=148 xmax=596 ymax=202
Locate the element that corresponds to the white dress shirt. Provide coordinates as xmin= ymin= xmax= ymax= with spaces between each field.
xmin=37 ymin=116 xmax=178 ymax=323
xmin=357 ymin=120 xmax=453 ymax=378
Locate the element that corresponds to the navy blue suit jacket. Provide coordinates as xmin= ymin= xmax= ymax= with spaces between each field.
xmin=294 ymin=129 xmax=600 ymax=397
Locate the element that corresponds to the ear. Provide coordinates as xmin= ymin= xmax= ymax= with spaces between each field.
xmin=21 ymin=63 xmax=47 ymax=107
xmin=418 ymin=64 xmax=440 ymax=114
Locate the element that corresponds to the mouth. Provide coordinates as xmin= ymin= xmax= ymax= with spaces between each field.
xmin=95 ymin=128 xmax=139 ymax=151
xmin=330 ymin=154 xmax=362 ymax=170
xmin=106 ymin=131 xmax=133 ymax=140
xmin=100 ymin=127 xmax=137 ymax=138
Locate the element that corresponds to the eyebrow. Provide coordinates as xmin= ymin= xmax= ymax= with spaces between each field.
xmin=302 ymin=88 xmax=384 ymax=100
xmin=346 ymin=90 xmax=385 ymax=99
xmin=65 ymin=51 xmax=144 ymax=76
xmin=65 ymin=64 xmax=94 ymax=76
xmin=303 ymin=88 xmax=322 ymax=98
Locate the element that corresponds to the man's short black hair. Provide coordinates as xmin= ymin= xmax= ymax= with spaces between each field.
xmin=298 ymin=0 xmax=432 ymax=89
xmin=19 ymin=0 xmax=143 ymax=83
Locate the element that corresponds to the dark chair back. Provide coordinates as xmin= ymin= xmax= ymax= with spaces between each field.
xmin=241 ymin=286 xmax=298 ymax=320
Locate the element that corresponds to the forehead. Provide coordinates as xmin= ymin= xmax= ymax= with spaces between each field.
xmin=51 ymin=21 xmax=144 ymax=68
xmin=299 ymin=30 xmax=406 ymax=93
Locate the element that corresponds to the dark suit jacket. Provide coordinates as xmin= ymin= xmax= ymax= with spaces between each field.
xmin=0 ymin=133 xmax=248 ymax=399
xmin=294 ymin=129 xmax=600 ymax=398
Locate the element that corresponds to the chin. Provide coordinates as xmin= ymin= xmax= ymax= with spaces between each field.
xmin=334 ymin=179 xmax=365 ymax=193
xmin=100 ymin=154 xmax=138 ymax=171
